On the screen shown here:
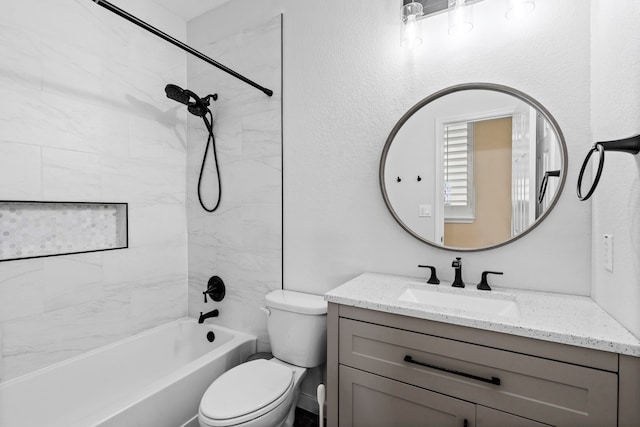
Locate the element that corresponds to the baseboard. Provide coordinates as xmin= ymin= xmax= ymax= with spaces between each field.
xmin=297 ymin=392 xmax=319 ymax=415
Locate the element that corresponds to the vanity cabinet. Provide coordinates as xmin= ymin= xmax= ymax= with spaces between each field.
xmin=327 ymin=303 xmax=638 ymax=427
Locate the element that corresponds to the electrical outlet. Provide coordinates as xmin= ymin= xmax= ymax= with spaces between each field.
xmin=603 ymin=234 xmax=613 ymax=272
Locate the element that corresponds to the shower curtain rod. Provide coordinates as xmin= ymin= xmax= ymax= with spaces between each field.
xmin=90 ymin=0 xmax=273 ymax=97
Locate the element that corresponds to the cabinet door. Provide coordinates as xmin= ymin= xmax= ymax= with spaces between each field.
xmin=339 ymin=365 xmax=475 ymax=427
xmin=477 ymin=406 xmax=553 ymax=427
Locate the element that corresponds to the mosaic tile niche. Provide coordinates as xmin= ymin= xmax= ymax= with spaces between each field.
xmin=0 ymin=202 xmax=127 ymax=261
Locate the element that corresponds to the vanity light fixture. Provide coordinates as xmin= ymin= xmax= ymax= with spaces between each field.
xmin=448 ymin=0 xmax=474 ymax=36
xmin=399 ymin=0 xmax=536 ymax=46
xmin=505 ymin=0 xmax=536 ymax=20
xmin=401 ymin=1 xmax=424 ymax=48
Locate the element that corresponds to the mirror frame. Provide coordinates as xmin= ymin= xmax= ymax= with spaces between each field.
xmin=380 ymin=83 xmax=568 ymax=251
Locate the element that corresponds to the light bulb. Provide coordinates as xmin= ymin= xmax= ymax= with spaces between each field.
xmin=401 ymin=2 xmax=423 ymax=48
xmin=506 ymin=0 xmax=535 ymax=20
xmin=448 ymin=0 xmax=473 ymax=36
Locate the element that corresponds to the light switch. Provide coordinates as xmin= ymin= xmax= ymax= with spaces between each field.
xmin=603 ymin=234 xmax=613 ymax=272
xmin=419 ymin=204 xmax=432 ymax=217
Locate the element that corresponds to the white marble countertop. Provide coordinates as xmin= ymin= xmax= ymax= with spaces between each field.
xmin=325 ymin=272 xmax=640 ymax=357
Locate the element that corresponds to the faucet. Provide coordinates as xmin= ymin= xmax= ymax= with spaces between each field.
xmin=198 ymin=309 xmax=219 ymax=324
xmin=451 ymin=257 xmax=465 ymax=288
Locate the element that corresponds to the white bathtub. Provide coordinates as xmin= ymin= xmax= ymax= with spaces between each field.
xmin=0 ymin=318 xmax=256 ymax=427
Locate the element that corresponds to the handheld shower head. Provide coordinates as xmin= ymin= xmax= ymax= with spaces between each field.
xmin=164 ymin=83 xmax=221 ymax=212
xmin=188 ymin=93 xmax=218 ymax=117
xmin=188 ymin=102 xmax=208 ymax=117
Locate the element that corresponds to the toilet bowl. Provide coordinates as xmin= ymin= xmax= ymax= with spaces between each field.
xmin=198 ymin=290 xmax=327 ymax=427
xmin=198 ymin=359 xmax=306 ymax=427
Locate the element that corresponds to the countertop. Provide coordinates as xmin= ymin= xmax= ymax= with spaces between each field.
xmin=324 ymin=272 xmax=640 ymax=357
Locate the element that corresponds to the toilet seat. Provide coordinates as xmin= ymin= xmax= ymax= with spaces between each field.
xmin=199 ymin=359 xmax=294 ymax=427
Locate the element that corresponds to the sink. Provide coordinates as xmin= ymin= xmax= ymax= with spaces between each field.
xmin=398 ymin=286 xmax=521 ymax=319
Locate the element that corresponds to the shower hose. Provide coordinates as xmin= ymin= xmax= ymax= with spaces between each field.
xmin=198 ymin=110 xmax=222 ymax=212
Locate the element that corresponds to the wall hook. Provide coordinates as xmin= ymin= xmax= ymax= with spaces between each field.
xmin=417 ymin=176 xmax=422 ymax=182
xmin=397 ymin=177 xmax=402 ymax=182
xmin=577 ymin=133 xmax=640 ymax=201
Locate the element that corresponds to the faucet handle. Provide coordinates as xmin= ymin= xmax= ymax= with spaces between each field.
xmin=477 ymin=271 xmax=503 ymax=291
xmin=203 ymin=276 xmax=226 ymax=303
xmin=418 ymin=265 xmax=440 ymax=285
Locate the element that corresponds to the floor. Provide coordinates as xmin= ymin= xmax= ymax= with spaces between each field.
xmin=293 ymin=407 xmax=322 ymax=427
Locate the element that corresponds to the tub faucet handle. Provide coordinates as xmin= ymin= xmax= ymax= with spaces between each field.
xmin=418 ymin=265 xmax=440 ymax=284
xmin=203 ymin=276 xmax=226 ymax=303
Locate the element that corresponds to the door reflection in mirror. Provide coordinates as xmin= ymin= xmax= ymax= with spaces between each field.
xmin=442 ymin=116 xmax=513 ymax=248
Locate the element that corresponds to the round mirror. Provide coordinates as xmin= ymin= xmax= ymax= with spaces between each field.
xmin=380 ymin=83 xmax=567 ymax=251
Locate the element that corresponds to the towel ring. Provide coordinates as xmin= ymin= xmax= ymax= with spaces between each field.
xmin=577 ymin=134 xmax=640 ymax=201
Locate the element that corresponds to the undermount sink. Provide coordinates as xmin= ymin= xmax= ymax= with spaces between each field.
xmin=398 ymin=286 xmax=521 ymax=319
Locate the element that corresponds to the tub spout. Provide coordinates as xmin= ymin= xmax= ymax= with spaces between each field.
xmin=198 ymin=309 xmax=219 ymax=324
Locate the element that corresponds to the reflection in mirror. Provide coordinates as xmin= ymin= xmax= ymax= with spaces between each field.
xmin=380 ymin=84 xmax=567 ymax=251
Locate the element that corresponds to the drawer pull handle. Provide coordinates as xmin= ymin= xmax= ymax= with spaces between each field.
xmin=403 ymin=355 xmax=501 ymax=386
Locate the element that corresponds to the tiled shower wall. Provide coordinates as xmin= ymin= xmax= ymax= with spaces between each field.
xmin=186 ymin=15 xmax=282 ymax=350
xmin=0 ymin=0 xmax=188 ymax=380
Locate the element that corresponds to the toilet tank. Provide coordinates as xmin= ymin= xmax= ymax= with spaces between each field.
xmin=264 ymin=290 xmax=327 ymax=368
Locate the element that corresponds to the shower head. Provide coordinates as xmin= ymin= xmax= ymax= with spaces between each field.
xmin=165 ymin=83 xmax=218 ymax=117
xmin=165 ymin=84 xmax=190 ymax=105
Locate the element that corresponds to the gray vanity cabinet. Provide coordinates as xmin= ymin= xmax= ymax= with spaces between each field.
xmin=327 ymin=303 xmax=638 ymax=427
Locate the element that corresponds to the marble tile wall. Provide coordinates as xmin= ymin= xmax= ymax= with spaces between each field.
xmin=186 ymin=15 xmax=282 ymax=351
xmin=0 ymin=0 xmax=188 ymax=381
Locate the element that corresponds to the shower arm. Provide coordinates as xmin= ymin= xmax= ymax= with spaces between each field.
xmin=90 ymin=0 xmax=273 ymax=97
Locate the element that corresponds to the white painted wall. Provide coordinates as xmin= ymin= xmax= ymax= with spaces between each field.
xmin=0 ymin=0 xmax=188 ymax=380
xmin=282 ymin=0 xmax=592 ymax=295
xmin=590 ymin=1 xmax=640 ymax=339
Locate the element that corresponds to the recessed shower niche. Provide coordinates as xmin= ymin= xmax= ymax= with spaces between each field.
xmin=0 ymin=201 xmax=128 ymax=261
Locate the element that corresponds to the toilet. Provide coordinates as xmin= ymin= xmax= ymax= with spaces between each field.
xmin=198 ymin=290 xmax=327 ymax=427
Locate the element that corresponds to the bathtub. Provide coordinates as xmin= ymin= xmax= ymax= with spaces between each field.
xmin=0 ymin=318 xmax=256 ymax=427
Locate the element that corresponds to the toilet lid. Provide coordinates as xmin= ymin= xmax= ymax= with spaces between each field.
xmin=200 ymin=359 xmax=294 ymax=421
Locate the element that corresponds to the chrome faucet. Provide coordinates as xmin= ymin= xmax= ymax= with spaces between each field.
xmin=451 ymin=257 xmax=465 ymax=288
xmin=198 ymin=309 xmax=219 ymax=324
